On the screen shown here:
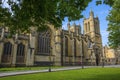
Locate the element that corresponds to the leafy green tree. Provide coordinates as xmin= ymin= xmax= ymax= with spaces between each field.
xmin=96 ymin=0 xmax=114 ymax=6
xmin=0 ymin=0 xmax=91 ymax=34
xmin=0 ymin=3 xmax=11 ymax=28
xmin=107 ymin=0 xmax=120 ymax=48
xmin=96 ymin=0 xmax=120 ymax=48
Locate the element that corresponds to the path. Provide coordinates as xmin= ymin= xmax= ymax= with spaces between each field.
xmin=0 ymin=65 xmax=120 ymax=77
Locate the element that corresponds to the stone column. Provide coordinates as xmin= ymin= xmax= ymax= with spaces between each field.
xmin=0 ymin=28 xmax=4 ymax=64
xmin=12 ymin=43 xmax=17 ymax=67
xmin=79 ymin=39 xmax=82 ymax=56
xmin=63 ymin=35 xmax=66 ymax=65
xmin=26 ymin=33 xmax=35 ymax=66
xmin=54 ymin=30 xmax=61 ymax=66
xmin=26 ymin=47 xmax=35 ymax=66
xmin=1 ymin=28 xmax=4 ymax=39
xmin=0 ymin=42 xmax=4 ymax=64
xmin=25 ymin=43 xmax=30 ymax=66
xmin=72 ymin=38 xmax=75 ymax=65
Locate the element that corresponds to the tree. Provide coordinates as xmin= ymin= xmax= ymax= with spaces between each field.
xmin=107 ymin=0 xmax=120 ymax=48
xmin=0 ymin=0 xmax=92 ymax=34
xmin=96 ymin=0 xmax=120 ymax=48
xmin=0 ymin=2 xmax=11 ymax=28
xmin=96 ymin=0 xmax=114 ymax=6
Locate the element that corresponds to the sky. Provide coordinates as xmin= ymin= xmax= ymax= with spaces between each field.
xmin=62 ymin=0 xmax=111 ymax=46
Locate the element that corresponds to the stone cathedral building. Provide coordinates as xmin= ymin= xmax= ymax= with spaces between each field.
xmin=0 ymin=10 xmax=103 ymax=67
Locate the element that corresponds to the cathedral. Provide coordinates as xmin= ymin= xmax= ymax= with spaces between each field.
xmin=0 ymin=10 xmax=103 ymax=67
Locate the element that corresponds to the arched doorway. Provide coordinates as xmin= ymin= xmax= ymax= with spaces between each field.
xmin=2 ymin=42 xmax=12 ymax=63
xmin=95 ymin=48 xmax=100 ymax=66
xmin=16 ymin=43 xmax=25 ymax=65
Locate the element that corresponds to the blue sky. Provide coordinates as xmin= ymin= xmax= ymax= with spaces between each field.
xmin=62 ymin=0 xmax=111 ymax=46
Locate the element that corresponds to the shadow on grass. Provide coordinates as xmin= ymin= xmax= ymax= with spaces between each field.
xmin=79 ymin=73 xmax=120 ymax=80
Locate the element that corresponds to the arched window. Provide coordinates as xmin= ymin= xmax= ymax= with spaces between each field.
xmin=2 ymin=42 xmax=12 ymax=63
xmin=3 ymin=42 xmax=12 ymax=55
xmin=38 ymin=30 xmax=51 ymax=55
xmin=65 ymin=36 xmax=68 ymax=56
xmin=16 ymin=43 xmax=25 ymax=63
xmin=88 ymin=40 xmax=91 ymax=48
xmin=88 ymin=22 xmax=90 ymax=32
xmin=94 ymin=21 xmax=97 ymax=33
xmin=85 ymin=23 xmax=87 ymax=32
xmin=74 ymin=39 xmax=77 ymax=57
xmin=17 ymin=43 xmax=25 ymax=56
xmin=96 ymin=22 xmax=99 ymax=33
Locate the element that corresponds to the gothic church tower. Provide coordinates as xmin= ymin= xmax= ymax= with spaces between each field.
xmin=83 ymin=10 xmax=103 ymax=65
xmin=83 ymin=10 xmax=102 ymax=49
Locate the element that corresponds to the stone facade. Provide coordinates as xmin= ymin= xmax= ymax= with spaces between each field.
xmin=83 ymin=10 xmax=103 ymax=65
xmin=103 ymin=46 xmax=116 ymax=65
xmin=103 ymin=46 xmax=120 ymax=65
xmin=0 ymin=10 xmax=103 ymax=67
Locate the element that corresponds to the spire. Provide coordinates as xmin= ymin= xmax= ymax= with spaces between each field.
xmin=96 ymin=14 xmax=98 ymax=17
xmin=90 ymin=9 xmax=94 ymax=18
xmin=96 ymin=14 xmax=99 ymax=19
xmin=78 ymin=23 xmax=81 ymax=34
xmin=67 ymin=21 xmax=70 ymax=30
xmin=73 ymin=22 xmax=76 ymax=27
xmin=78 ymin=23 xmax=80 ymax=26
xmin=67 ymin=21 xmax=70 ymax=26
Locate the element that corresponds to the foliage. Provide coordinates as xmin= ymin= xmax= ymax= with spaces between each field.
xmin=96 ymin=0 xmax=114 ymax=6
xmin=0 ymin=0 xmax=91 ymax=34
xmin=0 ymin=68 xmax=120 ymax=80
xmin=107 ymin=0 xmax=120 ymax=48
xmin=96 ymin=0 xmax=120 ymax=48
xmin=0 ymin=4 xmax=11 ymax=27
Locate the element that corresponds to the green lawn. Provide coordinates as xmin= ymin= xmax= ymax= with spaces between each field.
xmin=0 ymin=68 xmax=120 ymax=80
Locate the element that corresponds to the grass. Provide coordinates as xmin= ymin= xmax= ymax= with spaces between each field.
xmin=0 ymin=66 xmax=62 ymax=72
xmin=0 ymin=68 xmax=120 ymax=80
